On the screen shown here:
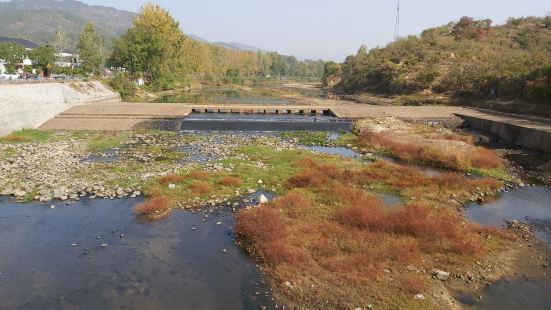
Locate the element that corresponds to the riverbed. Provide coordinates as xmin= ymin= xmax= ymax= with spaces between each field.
xmin=2 ymin=114 xmax=551 ymax=309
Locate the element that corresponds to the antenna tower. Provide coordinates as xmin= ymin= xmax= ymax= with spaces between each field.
xmin=395 ymin=0 xmax=400 ymax=40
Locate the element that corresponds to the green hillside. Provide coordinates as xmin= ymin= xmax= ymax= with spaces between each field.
xmin=0 ymin=0 xmax=134 ymax=49
xmin=326 ymin=16 xmax=551 ymax=115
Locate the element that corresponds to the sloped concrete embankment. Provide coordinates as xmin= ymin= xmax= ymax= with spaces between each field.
xmin=458 ymin=113 xmax=551 ymax=153
xmin=0 ymin=82 xmax=119 ymax=136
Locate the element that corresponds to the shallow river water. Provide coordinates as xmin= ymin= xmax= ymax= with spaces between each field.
xmin=0 ymin=197 xmax=274 ymax=310
xmin=463 ymin=186 xmax=551 ymax=309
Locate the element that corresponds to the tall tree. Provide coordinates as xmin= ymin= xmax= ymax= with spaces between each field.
xmin=111 ymin=4 xmax=186 ymax=89
xmin=77 ymin=22 xmax=104 ymax=74
xmin=52 ymin=26 xmax=69 ymax=65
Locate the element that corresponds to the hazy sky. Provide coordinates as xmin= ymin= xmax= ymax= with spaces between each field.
xmin=81 ymin=0 xmax=550 ymax=61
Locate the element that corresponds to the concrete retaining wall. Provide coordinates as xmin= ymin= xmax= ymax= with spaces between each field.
xmin=0 ymin=81 xmax=118 ymax=136
xmin=460 ymin=115 xmax=551 ymax=153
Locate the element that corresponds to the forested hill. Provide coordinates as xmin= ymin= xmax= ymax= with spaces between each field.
xmin=0 ymin=0 xmax=134 ymax=48
xmin=0 ymin=0 xmax=266 ymax=54
xmin=324 ymin=16 xmax=551 ymax=104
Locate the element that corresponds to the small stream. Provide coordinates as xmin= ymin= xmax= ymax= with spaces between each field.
xmin=0 ymin=198 xmax=274 ymax=310
xmin=463 ymin=186 xmax=551 ymax=309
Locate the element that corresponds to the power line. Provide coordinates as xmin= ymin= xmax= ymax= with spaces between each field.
xmin=395 ymin=0 xmax=400 ymax=41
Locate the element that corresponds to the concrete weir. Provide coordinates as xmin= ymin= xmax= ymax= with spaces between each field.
xmin=456 ymin=110 xmax=551 ymax=153
xmin=190 ymin=105 xmax=334 ymax=116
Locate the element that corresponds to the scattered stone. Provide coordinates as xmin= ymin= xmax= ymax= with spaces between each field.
xmin=284 ymin=281 xmax=293 ymax=289
xmin=432 ymin=269 xmax=450 ymax=281
xmin=259 ymin=194 xmax=269 ymax=204
xmin=414 ymin=294 xmax=425 ymax=300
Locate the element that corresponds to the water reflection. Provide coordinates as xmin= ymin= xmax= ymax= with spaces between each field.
xmin=0 ymin=198 xmax=274 ymax=310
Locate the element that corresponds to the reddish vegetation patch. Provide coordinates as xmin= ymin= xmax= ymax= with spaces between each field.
xmin=1 ymin=135 xmax=24 ymax=142
xmin=189 ymin=181 xmax=213 ymax=195
xmin=218 ymin=176 xmax=242 ymax=187
xmin=158 ymin=174 xmax=186 ymax=185
xmin=134 ymin=197 xmax=171 ymax=215
xmin=434 ymin=133 xmax=474 ymax=144
xmin=357 ymin=130 xmax=501 ymax=170
xmin=236 ymin=159 xmax=508 ymax=309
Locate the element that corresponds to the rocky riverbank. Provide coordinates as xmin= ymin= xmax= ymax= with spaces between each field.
xmin=0 ymin=131 xmax=296 ymax=203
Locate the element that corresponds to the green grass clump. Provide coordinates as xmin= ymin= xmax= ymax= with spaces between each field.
xmin=0 ymin=129 xmax=51 ymax=143
xmin=280 ymin=131 xmax=329 ymax=146
xmin=86 ymin=133 xmax=129 ymax=152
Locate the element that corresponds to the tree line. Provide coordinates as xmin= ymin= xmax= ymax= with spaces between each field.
xmin=109 ymin=4 xmax=324 ymax=91
xmin=2 ymin=3 xmax=325 ymax=91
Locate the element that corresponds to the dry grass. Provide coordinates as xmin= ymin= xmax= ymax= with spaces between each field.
xmin=218 ymin=176 xmax=242 ymax=187
xmin=134 ymin=197 xmax=171 ymax=215
xmin=357 ymin=130 xmax=501 ymax=170
xmin=236 ymin=159 xmax=509 ymax=309
xmin=158 ymin=174 xmax=186 ymax=185
xmin=188 ymin=181 xmax=213 ymax=195
xmin=189 ymin=170 xmax=210 ymax=180
xmin=434 ymin=133 xmax=474 ymax=144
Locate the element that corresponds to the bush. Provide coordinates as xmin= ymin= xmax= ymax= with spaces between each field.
xmin=135 ymin=197 xmax=170 ymax=215
xmin=110 ymin=73 xmax=137 ymax=99
xmin=218 ymin=176 xmax=242 ymax=187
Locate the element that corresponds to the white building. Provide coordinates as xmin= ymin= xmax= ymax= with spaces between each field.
xmin=55 ymin=52 xmax=79 ymax=68
xmin=22 ymin=57 xmax=32 ymax=66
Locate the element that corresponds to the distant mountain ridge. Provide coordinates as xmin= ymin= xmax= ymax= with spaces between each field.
xmin=0 ymin=0 xmax=135 ymax=49
xmin=0 ymin=0 xmax=268 ymax=53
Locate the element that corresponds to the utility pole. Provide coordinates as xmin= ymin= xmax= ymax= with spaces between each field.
xmin=395 ymin=0 xmax=400 ymax=41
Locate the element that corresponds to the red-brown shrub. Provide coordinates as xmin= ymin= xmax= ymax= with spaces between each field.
xmin=357 ymin=130 xmax=502 ymax=170
xmin=189 ymin=181 xmax=213 ymax=195
xmin=134 ymin=197 xmax=171 ymax=215
xmin=158 ymin=174 xmax=186 ymax=185
xmin=470 ymin=148 xmax=501 ymax=169
xmin=235 ymin=206 xmax=287 ymax=243
xmin=262 ymin=241 xmax=307 ymax=265
xmin=218 ymin=176 xmax=242 ymax=187
xmin=434 ymin=133 xmax=474 ymax=144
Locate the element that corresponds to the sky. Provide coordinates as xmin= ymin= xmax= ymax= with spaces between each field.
xmin=81 ymin=0 xmax=550 ymax=61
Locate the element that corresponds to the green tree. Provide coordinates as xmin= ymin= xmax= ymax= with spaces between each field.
xmin=0 ymin=42 xmax=25 ymax=71
xmin=111 ymin=3 xmax=186 ymax=89
xmin=77 ymin=22 xmax=104 ymax=74
xmin=29 ymin=45 xmax=55 ymax=72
